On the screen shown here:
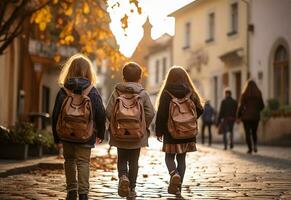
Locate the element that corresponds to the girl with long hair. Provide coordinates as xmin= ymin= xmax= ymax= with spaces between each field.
xmin=237 ymin=80 xmax=264 ymax=154
xmin=52 ymin=54 xmax=106 ymax=200
xmin=155 ymin=66 xmax=204 ymax=196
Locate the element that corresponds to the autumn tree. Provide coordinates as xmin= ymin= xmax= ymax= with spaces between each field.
xmin=30 ymin=0 xmax=129 ymax=69
xmin=1 ymin=0 xmax=143 ymax=69
xmin=0 ymin=0 xmax=49 ymax=54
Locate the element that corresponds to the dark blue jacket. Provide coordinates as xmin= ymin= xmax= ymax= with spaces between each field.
xmin=202 ymin=103 xmax=215 ymax=123
xmin=52 ymin=77 xmax=106 ymax=147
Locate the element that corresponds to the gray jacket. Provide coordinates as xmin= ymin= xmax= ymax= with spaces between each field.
xmin=106 ymin=82 xmax=155 ymax=149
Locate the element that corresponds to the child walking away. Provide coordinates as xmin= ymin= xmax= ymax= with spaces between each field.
xmin=155 ymin=66 xmax=204 ymax=196
xmin=237 ymin=80 xmax=264 ymax=154
xmin=52 ymin=54 xmax=106 ymax=200
xmin=106 ymin=62 xmax=155 ymax=198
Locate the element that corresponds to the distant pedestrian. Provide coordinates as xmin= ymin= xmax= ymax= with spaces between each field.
xmin=52 ymin=54 xmax=106 ymax=200
xmin=217 ymin=89 xmax=238 ymax=150
xmin=106 ymin=62 xmax=155 ymax=198
xmin=201 ymin=101 xmax=215 ymax=146
xmin=155 ymin=66 xmax=203 ymax=196
xmin=237 ymin=80 xmax=264 ymax=154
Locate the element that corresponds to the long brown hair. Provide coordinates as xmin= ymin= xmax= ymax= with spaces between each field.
xmin=241 ymin=80 xmax=262 ymax=99
xmin=155 ymin=66 xmax=203 ymax=108
xmin=58 ymin=53 xmax=97 ymax=86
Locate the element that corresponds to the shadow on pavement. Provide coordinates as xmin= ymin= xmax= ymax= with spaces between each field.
xmin=209 ymin=145 xmax=291 ymax=170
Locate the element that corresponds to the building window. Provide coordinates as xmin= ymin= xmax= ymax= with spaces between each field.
xmin=206 ymin=12 xmax=215 ymax=43
xmin=228 ymin=2 xmax=238 ymax=36
xmin=183 ymin=22 xmax=191 ymax=49
xmin=273 ymin=45 xmax=289 ymax=105
xmin=155 ymin=60 xmax=160 ymax=84
xmin=162 ymin=57 xmax=167 ymax=79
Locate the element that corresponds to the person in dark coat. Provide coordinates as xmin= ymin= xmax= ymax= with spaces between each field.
xmin=201 ymin=101 xmax=215 ymax=146
xmin=237 ymin=80 xmax=264 ymax=154
xmin=155 ymin=66 xmax=204 ymax=196
xmin=217 ymin=89 xmax=238 ymax=150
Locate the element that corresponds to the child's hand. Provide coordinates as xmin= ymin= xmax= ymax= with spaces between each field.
xmin=56 ymin=143 xmax=63 ymax=150
xmin=157 ymin=136 xmax=163 ymax=142
xmin=96 ymin=138 xmax=103 ymax=144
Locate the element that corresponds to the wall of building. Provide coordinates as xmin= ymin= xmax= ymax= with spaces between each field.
xmin=172 ymin=0 xmax=248 ymax=109
xmin=0 ymin=39 xmax=20 ymax=126
xmin=249 ymin=0 xmax=291 ymax=104
xmin=147 ymin=48 xmax=172 ymax=104
xmin=42 ymin=68 xmax=60 ymax=114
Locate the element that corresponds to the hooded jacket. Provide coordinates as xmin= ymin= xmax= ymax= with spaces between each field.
xmin=106 ymin=82 xmax=155 ymax=149
xmin=155 ymin=84 xmax=204 ymax=144
xmin=52 ymin=77 xmax=106 ymax=147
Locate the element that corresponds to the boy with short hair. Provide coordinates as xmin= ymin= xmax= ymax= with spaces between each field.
xmin=106 ymin=62 xmax=155 ymax=198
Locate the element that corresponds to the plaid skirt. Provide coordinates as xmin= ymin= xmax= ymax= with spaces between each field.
xmin=162 ymin=142 xmax=197 ymax=154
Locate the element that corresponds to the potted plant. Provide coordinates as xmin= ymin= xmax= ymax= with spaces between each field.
xmin=40 ymin=129 xmax=57 ymax=155
xmin=0 ymin=123 xmax=35 ymax=160
xmin=260 ymin=99 xmax=291 ymax=144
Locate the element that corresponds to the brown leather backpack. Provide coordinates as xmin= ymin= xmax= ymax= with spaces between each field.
xmin=166 ymin=90 xmax=198 ymax=139
xmin=56 ymin=85 xmax=94 ymax=143
xmin=110 ymin=90 xmax=146 ymax=142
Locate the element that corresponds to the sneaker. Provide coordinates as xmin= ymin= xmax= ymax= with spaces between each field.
xmin=79 ymin=194 xmax=88 ymax=200
xmin=66 ymin=190 xmax=77 ymax=200
xmin=168 ymin=173 xmax=181 ymax=195
xmin=127 ymin=188 xmax=137 ymax=199
xmin=118 ymin=175 xmax=130 ymax=197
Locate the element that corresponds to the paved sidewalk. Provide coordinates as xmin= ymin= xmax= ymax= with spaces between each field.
xmin=0 ymin=139 xmax=291 ymax=199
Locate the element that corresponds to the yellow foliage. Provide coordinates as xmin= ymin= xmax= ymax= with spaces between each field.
xmin=83 ymin=3 xmax=90 ymax=14
xmin=31 ymin=6 xmax=52 ymax=27
xmin=39 ymin=22 xmax=47 ymax=31
xmin=121 ymin=14 xmax=128 ymax=30
xmin=65 ymin=7 xmax=73 ymax=16
xmin=64 ymin=35 xmax=74 ymax=43
xmin=30 ymin=0 xmax=127 ymax=71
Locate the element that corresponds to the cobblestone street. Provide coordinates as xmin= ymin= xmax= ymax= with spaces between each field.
xmin=0 ymin=139 xmax=291 ymax=200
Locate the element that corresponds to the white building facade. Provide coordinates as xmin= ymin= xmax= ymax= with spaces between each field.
xmin=146 ymin=34 xmax=173 ymax=105
xmin=249 ymin=0 xmax=291 ymax=106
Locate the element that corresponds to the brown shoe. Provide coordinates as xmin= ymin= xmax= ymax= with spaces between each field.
xmin=118 ymin=175 xmax=130 ymax=197
xmin=168 ymin=173 xmax=181 ymax=194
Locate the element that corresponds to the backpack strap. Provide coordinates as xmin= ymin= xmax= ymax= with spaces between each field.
xmin=185 ymin=92 xmax=193 ymax=99
xmin=82 ymin=85 xmax=94 ymax=96
xmin=62 ymin=87 xmax=73 ymax=96
xmin=165 ymin=90 xmax=176 ymax=99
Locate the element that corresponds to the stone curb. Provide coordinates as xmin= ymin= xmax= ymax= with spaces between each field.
xmin=0 ymin=161 xmax=63 ymax=178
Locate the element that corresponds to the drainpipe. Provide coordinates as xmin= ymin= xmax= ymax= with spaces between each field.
xmin=242 ymin=0 xmax=250 ymax=79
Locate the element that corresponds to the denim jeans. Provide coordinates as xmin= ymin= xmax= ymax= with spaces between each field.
xmin=222 ymin=120 xmax=234 ymax=149
xmin=201 ymin=121 xmax=212 ymax=145
xmin=165 ymin=153 xmax=187 ymax=183
xmin=63 ymin=142 xmax=91 ymax=194
xmin=117 ymin=148 xmax=141 ymax=189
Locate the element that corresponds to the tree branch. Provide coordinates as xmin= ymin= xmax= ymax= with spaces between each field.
xmin=0 ymin=17 xmax=23 ymax=54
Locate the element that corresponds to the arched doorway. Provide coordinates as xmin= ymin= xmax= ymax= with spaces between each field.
xmin=273 ymin=45 xmax=289 ymax=105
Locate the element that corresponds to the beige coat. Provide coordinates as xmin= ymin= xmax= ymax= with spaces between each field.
xmin=106 ymin=82 xmax=155 ymax=149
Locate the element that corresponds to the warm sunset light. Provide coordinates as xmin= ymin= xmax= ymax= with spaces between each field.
xmin=107 ymin=0 xmax=195 ymax=57
xmin=1 ymin=0 xmax=291 ymax=199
